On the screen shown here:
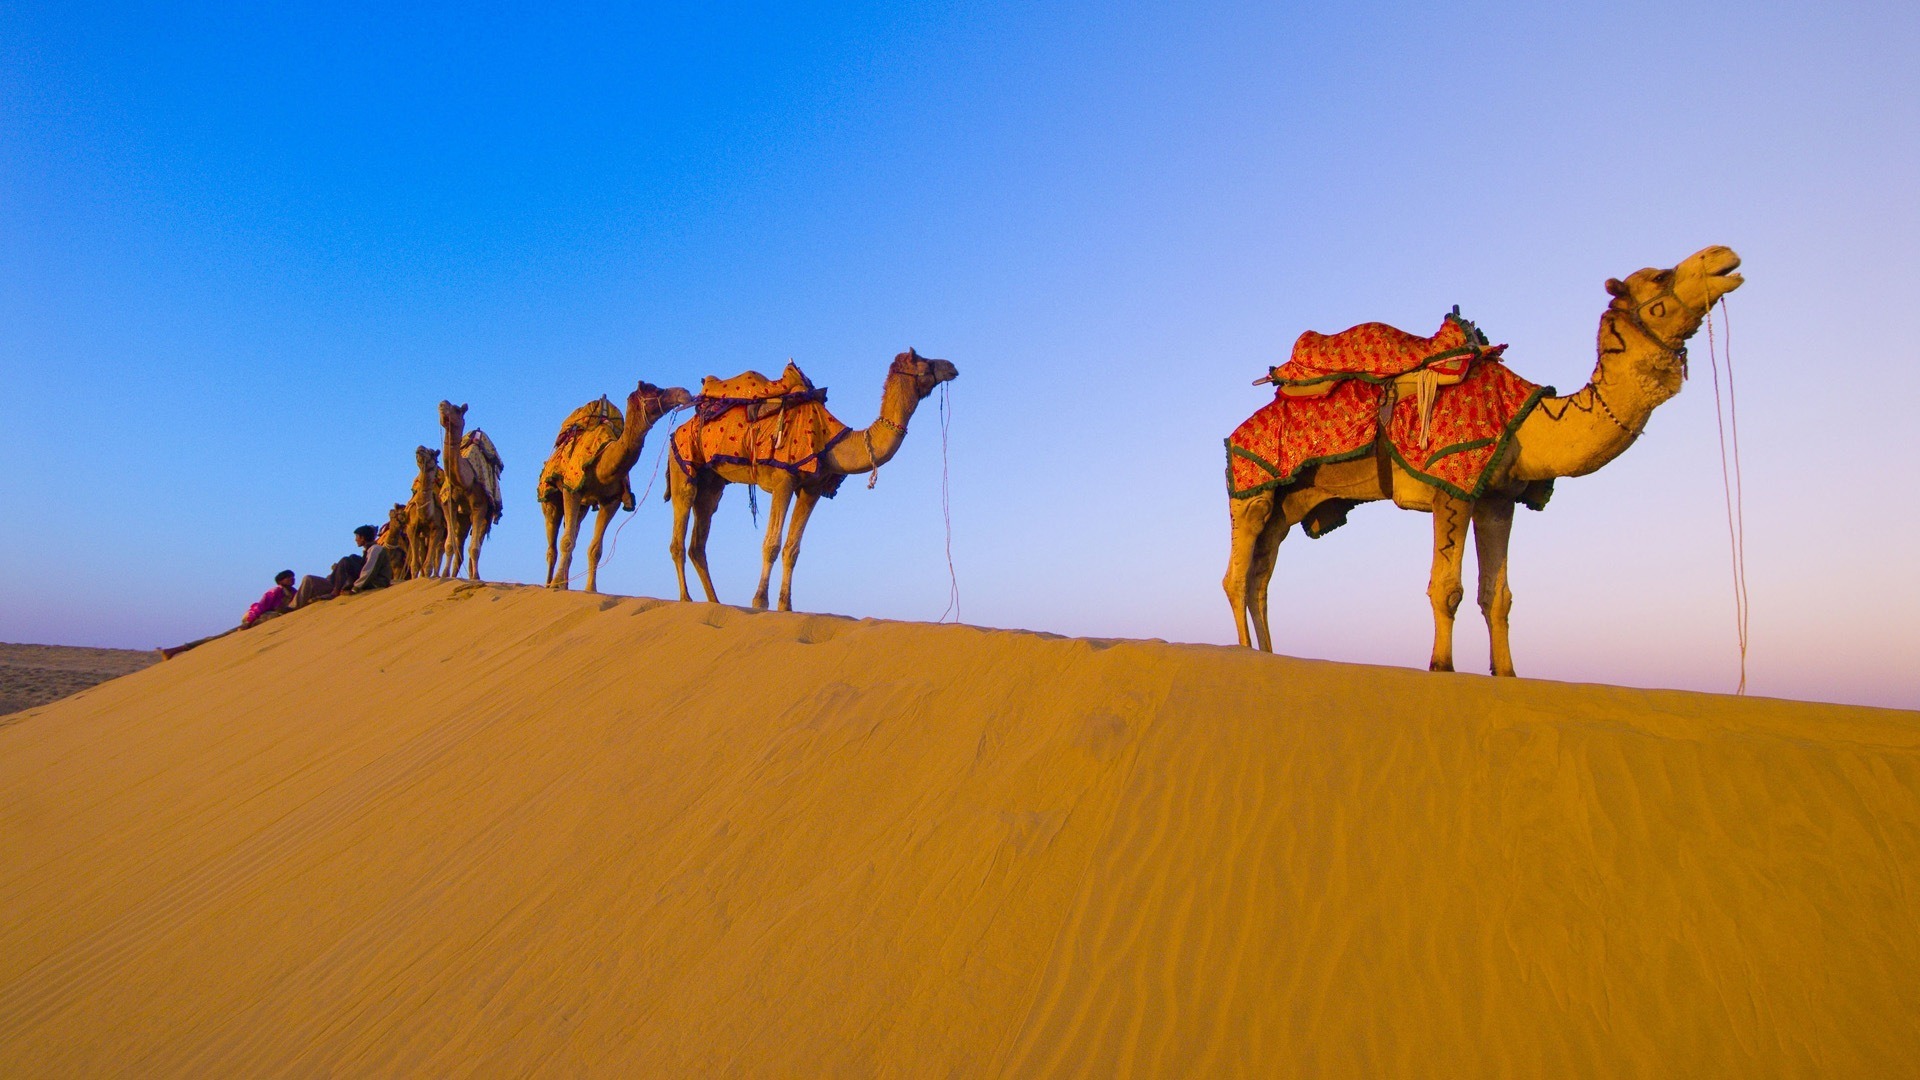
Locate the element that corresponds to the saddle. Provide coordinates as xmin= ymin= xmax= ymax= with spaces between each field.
xmin=1267 ymin=309 xmax=1504 ymax=399
xmin=696 ymin=362 xmax=825 ymax=423
xmin=553 ymin=396 xmax=623 ymax=451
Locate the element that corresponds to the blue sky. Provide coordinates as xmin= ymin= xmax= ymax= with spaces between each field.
xmin=3 ymin=2 xmax=1917 ymax=707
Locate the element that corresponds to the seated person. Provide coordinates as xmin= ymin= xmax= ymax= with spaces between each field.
xmin=158 ymin=569 xmax=297 ymax=659
xmin=244 ymin=570 xmax=298 ymax=627
xmin=292 ymin=525 xmax=390 ymax=608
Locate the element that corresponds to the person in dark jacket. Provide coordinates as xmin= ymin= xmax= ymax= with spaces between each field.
xmin=291 ymin=525 xmax=389 ymax=608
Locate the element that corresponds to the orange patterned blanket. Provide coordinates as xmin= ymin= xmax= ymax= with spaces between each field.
xmin=672 ymin=364 xmax=852 ymax=492
xmin=1227 ymin=312 xmax=1553 ymax=521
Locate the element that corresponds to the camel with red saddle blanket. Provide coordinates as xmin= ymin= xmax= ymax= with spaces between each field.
xmin=1223 ymin=245 xmax=1744 ymax=675
xmin=669 ymin=349 xmax=958 ymax=611
xmin=538 ymin=380 xmax=694 ymax=594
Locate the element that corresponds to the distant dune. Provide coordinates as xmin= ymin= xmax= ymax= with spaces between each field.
xmin=0 ymin=642 xmax=158 ymax=716
xmin=2 ymin=579 xmax=1916 ymax=1075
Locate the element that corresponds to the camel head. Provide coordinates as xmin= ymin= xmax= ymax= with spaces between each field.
xmin=890 ymin=348 xmax=960 ymax=399
xmin=438 ymin=400 xmax=469 ymax=433
xmin=415 ymin=445 xmax=439 ymax=472
xmin=1605 ymin=246 xmax=1743 ymax=344
xmin=630 ymin=380 xmax=694 ymax=420
xmin=1601 ymin=246 xmax=1743 ymax=398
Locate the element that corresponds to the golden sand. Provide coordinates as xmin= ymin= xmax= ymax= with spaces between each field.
xmin=2 ymin=578 xmax=1916 ymax=1075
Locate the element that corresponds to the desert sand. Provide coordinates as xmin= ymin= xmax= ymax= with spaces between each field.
xmin=0 ymin=642 xmax=158 ymax=717
xmin=2 ymin=578 xmax=1916 ymax=1075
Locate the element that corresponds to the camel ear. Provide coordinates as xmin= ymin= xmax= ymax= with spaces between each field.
xmin=458 ymin=403 xmax=469 ymax=416
xmin=1605 ymin=278 xmax=1628 ymax=298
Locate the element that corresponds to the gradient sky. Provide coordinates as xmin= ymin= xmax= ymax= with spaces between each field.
xmin=3 ymin=2 xmax=1916 ymax=708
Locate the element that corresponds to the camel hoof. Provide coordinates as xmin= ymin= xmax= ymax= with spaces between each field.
xmin=547 ymin=580 xmax=569 ymax=591
xmin=1429 ymin=660 xmax=1454 ymax=673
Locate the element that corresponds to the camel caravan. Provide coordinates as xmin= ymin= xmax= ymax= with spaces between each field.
xmin=354 ymin=349 xmax=960 ymax=612
xmin=173 ymin=244 xmax=1742 ymax=675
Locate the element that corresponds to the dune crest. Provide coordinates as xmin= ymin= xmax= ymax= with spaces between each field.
xmin=3 ymin=579 xmax=1916 ymax=1075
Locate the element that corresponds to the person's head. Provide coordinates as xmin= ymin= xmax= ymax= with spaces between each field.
xmin=275 ymin=570 xmax=295 ymax=589
xmin=353 ymin=525 xmax=377 ymax=548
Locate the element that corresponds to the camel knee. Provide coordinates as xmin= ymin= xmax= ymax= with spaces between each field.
xmin=1479 ymin=582 xmax=1512 ymax=619
xmin=1429 ymin=583 xmax=1463 ymax=618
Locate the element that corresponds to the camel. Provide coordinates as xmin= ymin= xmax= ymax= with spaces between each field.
xmin=405 ymin=446 xmax=449 ymax=578
xmin=437 ymin=401 xmax=505 ymax=581
xmin=670 ymin=349 xmax=958 ymax=611
xmin=379 ymin=503 xmax=414 ymax=581
xmin=1223 ymin=245 xmax=1744 ymax=675
xmin=539 ymin=381 xmax=694 ymax=593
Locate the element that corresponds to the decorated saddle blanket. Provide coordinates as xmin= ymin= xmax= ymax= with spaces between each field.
xmin=443 ymin=430 xmax=506 ymax=522
xmin=1267 ymin=309 xmax=1503 ymax=397
xmin=696 ymin=362 xmax=826 ymax=423
xmin=540 ymin=397 xmax=625 ymax=500
xmin=1228 ymin=312 xmax=1553 ymax=511
xmin=672 ymin=365 xmax=851 ymax=490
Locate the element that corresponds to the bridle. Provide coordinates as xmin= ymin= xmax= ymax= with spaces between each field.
xmin=1612 ymin=279 xmax=1703 ymax=368
xmin=1584 ymin=280 xmax=1703 ymax=438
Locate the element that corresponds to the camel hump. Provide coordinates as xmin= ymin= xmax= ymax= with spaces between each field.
xmin=696 ymin=362 xmax=825 ymax=423
xmin=557 ymin=396 xmax=623 ymax=439
xmin=1279 ymin=310 xmax=1493 ymax=384
xmin=699 ymin=363 xmax=814 ymax=403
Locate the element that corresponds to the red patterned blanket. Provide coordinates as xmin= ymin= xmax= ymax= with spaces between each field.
xmin=1228 ymin=311 xmax=1553 ymax=514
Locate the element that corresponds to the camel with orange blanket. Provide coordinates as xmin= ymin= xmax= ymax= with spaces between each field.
xmin=539 ymin=381 xmax=694 ymax=593
xmin=668 ymin=349 xmax=958 ymax=611
xmin=1223 ymin=245 xmax=1744 ymax=675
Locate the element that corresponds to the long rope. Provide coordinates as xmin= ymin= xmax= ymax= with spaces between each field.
xmin=936 ymin=383 xmax=960 ymax=623
xmin=1705 ymin=301 xmax=1750 ymax=693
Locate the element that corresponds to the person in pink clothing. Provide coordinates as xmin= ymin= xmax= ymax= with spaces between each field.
xmin=243 ymin=571 xmax=298 ymax=627
xmin=159 ymin=570 xmax=298 ymax=659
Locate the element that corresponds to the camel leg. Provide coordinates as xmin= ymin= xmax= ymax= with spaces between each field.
xmin=1246 ymin=506 xmax=1290 ymax=654
xmin=543 ymin=497 xmax=562 ymax=585
xmin=551 ymin=492 xmax=585 ymax=590
xmin=1427 ymin=491 xmax=1472 ymax=672
xmin=1472 ymin=496 xmax=1518 ymax=677
xmin=775 ymin=488 xmax=822 ymax=612
xmin=583 ymin=502 xmax=617 ymax=595
xmin=441 ymin=502 xmax=467 ymax=579
xmin=668 ymin=470 xmax=697 ymax=601
xmin=1223 ymin=492 xmax=1275 ymax=648
xmin=466 ymin=506 xmax=491 ymax=581
xmin=751 ymin=481 xmax=796 ymax=611
xmin=687 ymin=476 xmax=726 ymax=604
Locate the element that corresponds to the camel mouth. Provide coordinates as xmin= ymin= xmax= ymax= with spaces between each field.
xmin=1692 ymin=246 xmax=1742 ymax=282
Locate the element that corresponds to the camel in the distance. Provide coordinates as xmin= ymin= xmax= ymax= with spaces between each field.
xmin=379 ymin=503 xmax=414 ymax=581
xmin=437 ymin=401 xmax=504 ymax=581
xmin=539 ymin=381 xmax=693 ymax=593
xmin=406 ymin=446 xmax=449 ymax=578
xmin=670 ymin=349 xmax=958 ymax=611
xmin=1224 ymin=245 xmax=1744 ymax=675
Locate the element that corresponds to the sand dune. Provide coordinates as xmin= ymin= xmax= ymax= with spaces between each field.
xmin=0 ymin=642 xmax=157 ymax=716
xmin=2 ymin=578 xmax=1916 ymax=1076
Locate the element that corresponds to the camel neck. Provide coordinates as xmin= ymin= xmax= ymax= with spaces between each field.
xmin=828 ymin=370 xmax=921 ymax=474
xmin=1511 ymin=309 xmax=1688 ymax=481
